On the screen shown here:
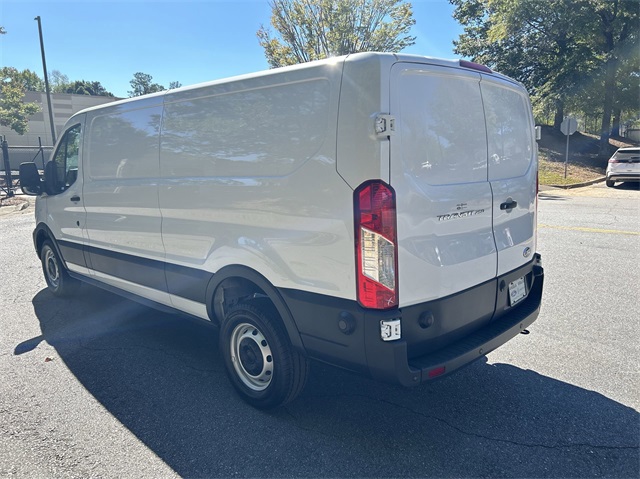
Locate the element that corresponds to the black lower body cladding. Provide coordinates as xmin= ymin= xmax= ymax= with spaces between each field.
xmin=281 ymin=255 xmax=544 ymax=386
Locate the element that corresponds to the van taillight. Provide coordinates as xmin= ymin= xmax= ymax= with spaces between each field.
xmin=354 ymin=180 xmax=398 ymax=309
xmin=459 ymin=60 xmax=493 ymax=74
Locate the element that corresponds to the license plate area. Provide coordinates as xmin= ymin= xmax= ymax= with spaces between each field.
xmin=508 ymin=277 xmax=527 ymax=306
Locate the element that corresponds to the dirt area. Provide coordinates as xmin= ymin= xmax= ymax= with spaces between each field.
xmin=0 ymin=194 xmax=32 ymax=217
xmin=538 ymin=126 xmax=638 ymax=185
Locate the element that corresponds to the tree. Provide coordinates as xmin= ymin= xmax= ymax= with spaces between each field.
xmin=128 ymin=72 xmax=166 ymax=97
xmin=257 ymin=0 xmax=416 ymax=68
xmin=63 ymin=80 xmax=114 ymax=97
xmin=0 ymin=68 xmax=45 ymax=92
xmin=588 ymin=0 xmax=639 ymax=155
xmin=168 ymin=81 xmax=182 ymax=90
xmin=450 ymin=0 xmax=639 ymax=158
xmin=0 ymin=67 xmax=41 ymax=135
xmin=451 ymin=0 xmax=588 ymax=128
xmin=49 ymin=70 xmax=70 ymax=93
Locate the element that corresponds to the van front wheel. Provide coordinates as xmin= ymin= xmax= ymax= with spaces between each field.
xmin=40 ymin=240 xmax=79 ymax=297
xmin=219 ymin=300 xmax=308 ymax=408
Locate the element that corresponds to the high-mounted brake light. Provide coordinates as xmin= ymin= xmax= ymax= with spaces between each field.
xmin=459 ymin=60 xmax=493 ymax=74
xmin=354 ymin=180 xmax=398 ymax=309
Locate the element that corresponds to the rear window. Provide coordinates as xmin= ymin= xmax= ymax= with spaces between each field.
xmin=396 ymin=70 xmax=488 ymax=186
xmin=482 ymin=82 xmax=534 ymax=181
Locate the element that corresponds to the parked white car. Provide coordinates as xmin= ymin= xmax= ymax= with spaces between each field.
xmin=19 ymin=53 xmax=544 ymax=408
xmin=606 ymin=147 xmax=640 ymax=187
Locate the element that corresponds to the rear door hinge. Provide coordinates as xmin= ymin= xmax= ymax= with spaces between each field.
xmin=375 ymin=114 xmax=396 ymax=139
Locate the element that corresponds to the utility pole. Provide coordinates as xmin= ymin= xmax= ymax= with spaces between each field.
xmin=35 ymin=16 xmax=56 ymax=145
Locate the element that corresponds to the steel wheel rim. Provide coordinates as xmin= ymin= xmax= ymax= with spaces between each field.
xmin=44 ymin=248 xmax=60 ymax=288
xmin=230 ymin=322 xmax=273 ymax=391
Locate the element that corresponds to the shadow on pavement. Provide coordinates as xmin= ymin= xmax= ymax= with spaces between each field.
xmin=25 ymin=285 xmax=639 ymax=478
xmin=609 ymin=181 xmax=640 ymax=191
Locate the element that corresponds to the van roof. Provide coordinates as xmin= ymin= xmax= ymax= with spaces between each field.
xmin=69 ymin=52 xmax=522 ymax=119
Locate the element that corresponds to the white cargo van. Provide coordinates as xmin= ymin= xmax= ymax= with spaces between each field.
xmin=20 ymin=53 xmax=544 ymax=408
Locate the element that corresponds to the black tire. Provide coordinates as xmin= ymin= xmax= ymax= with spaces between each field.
xmin=606 ymin=179 xmax=615 ymax=187
xmin=40 ymin=239 xmax=79 ymax=297
xmin=219 ymin=299 xmax=308 ymax=409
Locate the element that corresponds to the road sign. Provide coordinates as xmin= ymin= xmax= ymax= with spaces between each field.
xmin=561 ymin=117 xmax=578 ymax=136
xmin=560 ymin=117 xmax=578 ymax=178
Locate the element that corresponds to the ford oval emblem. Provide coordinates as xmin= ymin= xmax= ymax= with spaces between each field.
xmin=523 ymin=247 xmax=532 ymax=258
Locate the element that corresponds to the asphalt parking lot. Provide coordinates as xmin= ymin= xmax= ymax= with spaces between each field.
xmin=1 ymin=181 xmax=638 ymax=478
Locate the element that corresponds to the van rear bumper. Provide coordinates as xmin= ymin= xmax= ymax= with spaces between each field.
xmin=280 ymin=257 xmax=544 ymax=387
xmin=377 ymin=270 xmax=543 ymax=386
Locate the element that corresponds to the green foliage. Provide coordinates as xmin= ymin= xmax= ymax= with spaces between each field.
xmin=168 ymin=81 xmax=182 ymax=90
xmin=0 ymin=67 xmax=41 ymax=135
xmin=450 ymin=0 xmax=639 ymax=156
xmin=19 ymin=69 xmax=45 ymax=91
xmin=63 ymin=80 xmax=114 ymax=97
xmin=258 ymin=0 xmax=416 ymax=68
xmin=128 ymin=72 xmax=167 ymax=97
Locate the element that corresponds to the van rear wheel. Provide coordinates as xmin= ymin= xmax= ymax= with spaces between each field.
xmin=40 ymin=240 xmax=79 ymax=297
xmin=219 ymin=300 xmax=308 ymax=409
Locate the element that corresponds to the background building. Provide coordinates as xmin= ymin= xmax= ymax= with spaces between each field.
xmin=1 ymin=92 xmax=118 ymax=170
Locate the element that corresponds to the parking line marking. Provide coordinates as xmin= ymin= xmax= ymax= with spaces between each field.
xmin=539 ymin=224 xmax=640 ymax=236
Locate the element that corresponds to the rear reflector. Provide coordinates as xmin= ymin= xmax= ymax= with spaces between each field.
xmin=459 ymin=60 xmax=493 ymax=74
xmin=428 ymin=366 xmax=446 ymax=378
xmin=354 ymin=180 xmax=398 ymax=309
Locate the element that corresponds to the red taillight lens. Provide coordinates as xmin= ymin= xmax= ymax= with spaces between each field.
xmin=608 ymin=157 xmax=619 ymax=163
xmin=354 ymin=180 xmax=398 ymax=309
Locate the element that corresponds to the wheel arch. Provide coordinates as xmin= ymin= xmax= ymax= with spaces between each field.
xmin=33 ymin=223 xmax=64 ymax=262
xmin=205 ymin=265 xmax=306 ymax=354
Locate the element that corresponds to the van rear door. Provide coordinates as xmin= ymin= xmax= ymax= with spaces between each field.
xmin=389 ymin=62 xmax=497 ymax=308
xmin=480 ymin=75 xmax=537 ymax=276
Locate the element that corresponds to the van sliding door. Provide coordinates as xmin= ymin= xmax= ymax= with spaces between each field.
xmin=82 ymin=101 xmax=170 ymax=305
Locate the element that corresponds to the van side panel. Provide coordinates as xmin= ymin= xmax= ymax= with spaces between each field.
xmin=336 ymin=53 xmax=390 ymax=187
xmin=159 ymin=64 xmax=357 ymax=305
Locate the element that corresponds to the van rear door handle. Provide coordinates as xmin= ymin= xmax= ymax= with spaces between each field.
xmin=70 ymin=195 xmax=81 ymax=202
xmin=500 ymin=199 xmax=517 ymax=210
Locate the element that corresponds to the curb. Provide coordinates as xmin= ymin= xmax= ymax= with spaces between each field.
xmin=544 ymin=177 xmax=606 ymax=189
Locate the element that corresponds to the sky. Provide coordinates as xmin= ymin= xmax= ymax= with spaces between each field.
xmin=1 ymin=0 xmax=464 ymax=98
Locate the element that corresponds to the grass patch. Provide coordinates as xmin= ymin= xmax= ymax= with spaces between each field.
xmin=538 ymin=152 xmax=605 ymax=186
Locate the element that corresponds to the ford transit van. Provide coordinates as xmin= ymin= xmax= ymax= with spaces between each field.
xmin=20 ymin=53 xmax=544 ymax=408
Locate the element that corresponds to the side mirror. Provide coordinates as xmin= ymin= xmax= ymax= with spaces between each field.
xmin=43 ymin=160 xmax=60 ymax=195
xmin=19 ymin=162 xmax=42 ymax=196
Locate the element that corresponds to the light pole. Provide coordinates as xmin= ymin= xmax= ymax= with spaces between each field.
xmin=34 ymin=16 xmax=56 ymax=145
